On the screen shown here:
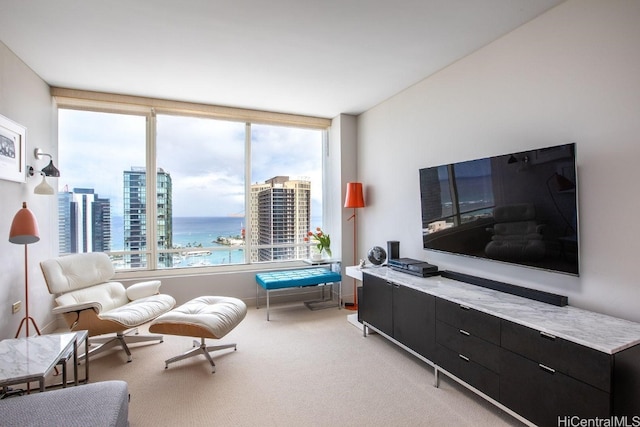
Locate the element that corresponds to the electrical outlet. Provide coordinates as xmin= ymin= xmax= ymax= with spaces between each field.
xmin=12 ymin=301 xmax=21 ymax=314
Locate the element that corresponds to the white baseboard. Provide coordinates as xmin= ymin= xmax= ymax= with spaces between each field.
xmin=347 ymin=312 xmax=362 ymax=330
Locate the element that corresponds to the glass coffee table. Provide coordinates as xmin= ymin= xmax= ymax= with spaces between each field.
xmin=0 ymin=331 xmax=88 ymax=394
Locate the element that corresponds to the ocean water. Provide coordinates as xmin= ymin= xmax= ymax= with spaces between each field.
xmin=172 ymin=216 xmax=245 ymax=248
xmin=111 ymin=216 xmax=244 ymax=249
xmin=110 ymin=216 xmax=321 ymax=266
xmin=110 ymin=216 xmax=244 ymax=265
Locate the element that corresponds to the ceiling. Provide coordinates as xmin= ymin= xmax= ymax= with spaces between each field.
xmin=0 ymin=1 xmax=563 ymax=119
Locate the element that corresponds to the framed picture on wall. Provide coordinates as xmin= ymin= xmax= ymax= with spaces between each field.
xmin=0 ymin=114 xmax=27 ymax=183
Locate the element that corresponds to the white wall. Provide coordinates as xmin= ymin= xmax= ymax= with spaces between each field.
xmin=0 ymin=41 xmax=58 ymax=338
xmin=332 ymin=115 xmax=358 ymax=284
xmin=357 ymin=0 xmax=640 ymax=322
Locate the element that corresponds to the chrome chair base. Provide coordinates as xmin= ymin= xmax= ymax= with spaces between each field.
xmin=84 ymin=328 xmax=164 ymax=362
xmin=164 ymin=338 xmax=236 ymax=373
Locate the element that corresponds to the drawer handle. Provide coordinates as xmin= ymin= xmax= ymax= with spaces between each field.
xmin=459 ymin=304 xmax=470 ymax=311
xmin=540 ymin=331 xmax=556 ymax=341
xmin=539 ymin=363 xmax=556 ymax=374
xmin=459 ymin=329 xmax=470 ymax=336
xmin=459 ymin=354 xmax=470 ymax=362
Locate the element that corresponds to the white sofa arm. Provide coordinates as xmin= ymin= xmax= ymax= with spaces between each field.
xmin=52 ymin=301 xmax=102 ymax=315
xmin=126 ymin=280 xmax=162 ymax=301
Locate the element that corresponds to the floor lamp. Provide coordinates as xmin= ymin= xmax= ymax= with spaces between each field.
xmin=9 ymin=202 xmax=42 ymax=338
xmin=344 ymin=182 xmax=365 ymax=310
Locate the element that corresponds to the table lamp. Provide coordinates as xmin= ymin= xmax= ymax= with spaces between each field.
xmin=9 ymin=202 xmax=42 ymax=337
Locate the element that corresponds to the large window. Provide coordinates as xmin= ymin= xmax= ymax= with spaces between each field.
xmin=155 ymin=114 xmax=245 ymax=269
xmin=251 ymin=124 xmax=324 ymax=262
xmin=58 ymin=109 xmax=147 ymax=269
xmin=57 ymin=101 xmax=328 ymax=272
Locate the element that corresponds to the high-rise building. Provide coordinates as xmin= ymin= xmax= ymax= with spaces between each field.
xmin=249 ymin=181 xmax=271 ymax=261
xmin=57 ymin=188 xmax=111 ymax=254
xmin=92 ymin=193 xmax=112 ymax=253
xmin=123 ymin=167 xmax=173 ymax=268
xmin=157 ymin=169 xmax=173 ymax=268
xmin=250 ymin=176 xmax=311 ymax=262
xmin=58 ymin=191 xmax=75 ymax=254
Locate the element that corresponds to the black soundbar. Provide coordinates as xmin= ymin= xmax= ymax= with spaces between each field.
xmin=441 ymin=270 xmax=568 ymax=307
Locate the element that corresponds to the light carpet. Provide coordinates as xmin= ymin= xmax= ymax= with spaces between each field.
xmin=85 ymin=302 xmax=524 ymax=427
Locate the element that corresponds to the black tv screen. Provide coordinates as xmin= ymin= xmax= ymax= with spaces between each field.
xmin=419 ymin=143 xmax=579 ymax=275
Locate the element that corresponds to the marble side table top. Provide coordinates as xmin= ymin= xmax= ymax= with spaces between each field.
xmin=0 ymin=332 xmax=77 ymax=388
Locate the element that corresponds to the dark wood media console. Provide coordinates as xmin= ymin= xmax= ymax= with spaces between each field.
xmin=359 ymin=268 xmax=640 ymax=427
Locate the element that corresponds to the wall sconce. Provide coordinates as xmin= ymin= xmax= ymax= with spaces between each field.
xmin=26 ymin=166 xmax=55 ymax=195
xmin=34 ymin=148 xmax=60 ymax=177
xmin=26 ymin=148 xmax=60 ymax=195
xmin=34 ymin=174 xmax=55 ymax=195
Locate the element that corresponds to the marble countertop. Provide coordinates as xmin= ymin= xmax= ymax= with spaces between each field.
xmin=349 ymin=266 xmax=640 ymax=354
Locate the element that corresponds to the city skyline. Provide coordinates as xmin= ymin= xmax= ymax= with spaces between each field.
xmin=59 ymin=175 xmax=315 ymax=268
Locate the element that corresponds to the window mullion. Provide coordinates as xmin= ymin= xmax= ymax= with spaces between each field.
xmin=244 ymin=122 xmax=252 ymax=264
xmin=146 ymin=111 xmax=158 ymax=270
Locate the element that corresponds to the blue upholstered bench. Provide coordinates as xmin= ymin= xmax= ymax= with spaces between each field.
xmin=256 ymin=267 xmax=342 ymax=320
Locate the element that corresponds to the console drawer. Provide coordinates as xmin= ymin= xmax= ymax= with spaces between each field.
xmin=500 ymin=348 xmax=610 ymax=427
xmin=436 ymin=298 xmax=500 ymax=345
xmin=436 ymin=320 xmax=500 ymax=373
xmin=437 ymin=344 xmax=499 ymax=400
xmin=501 ymin=320 xmax=612 ymax=392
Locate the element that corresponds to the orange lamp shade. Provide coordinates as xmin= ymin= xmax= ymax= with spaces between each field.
xmin=9 ymin=202 xmax=40 ymax=245
xmin=344 ymin=182 xmax=365 ymax=208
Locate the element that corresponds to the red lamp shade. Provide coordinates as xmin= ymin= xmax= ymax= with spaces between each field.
xmin=344 ymin=182 xmax=365 ymax=208
xmin=9 ymin=202 xmax=40 ymax=245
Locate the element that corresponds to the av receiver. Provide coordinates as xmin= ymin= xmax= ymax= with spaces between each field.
xmin=388 ymin=258 xmax=439 ymax=277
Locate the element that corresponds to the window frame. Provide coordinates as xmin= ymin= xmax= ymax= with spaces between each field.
xmin=54 ymin=90 xmax=331 ymax=279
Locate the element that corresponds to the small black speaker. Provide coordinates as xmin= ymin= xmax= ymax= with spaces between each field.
xmin=387 ymin=241 xmax=400 ymax=260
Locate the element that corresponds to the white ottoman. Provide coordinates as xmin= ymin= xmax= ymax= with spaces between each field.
xmin=149 ymin=296 xmax=247 ymax=373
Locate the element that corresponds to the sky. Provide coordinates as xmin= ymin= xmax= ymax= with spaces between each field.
xmin=58 ymin=109 xmax=324 ymax=217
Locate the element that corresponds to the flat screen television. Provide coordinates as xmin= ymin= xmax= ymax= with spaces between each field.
xmin=419 ymin=143 xmax=579 ymax=276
